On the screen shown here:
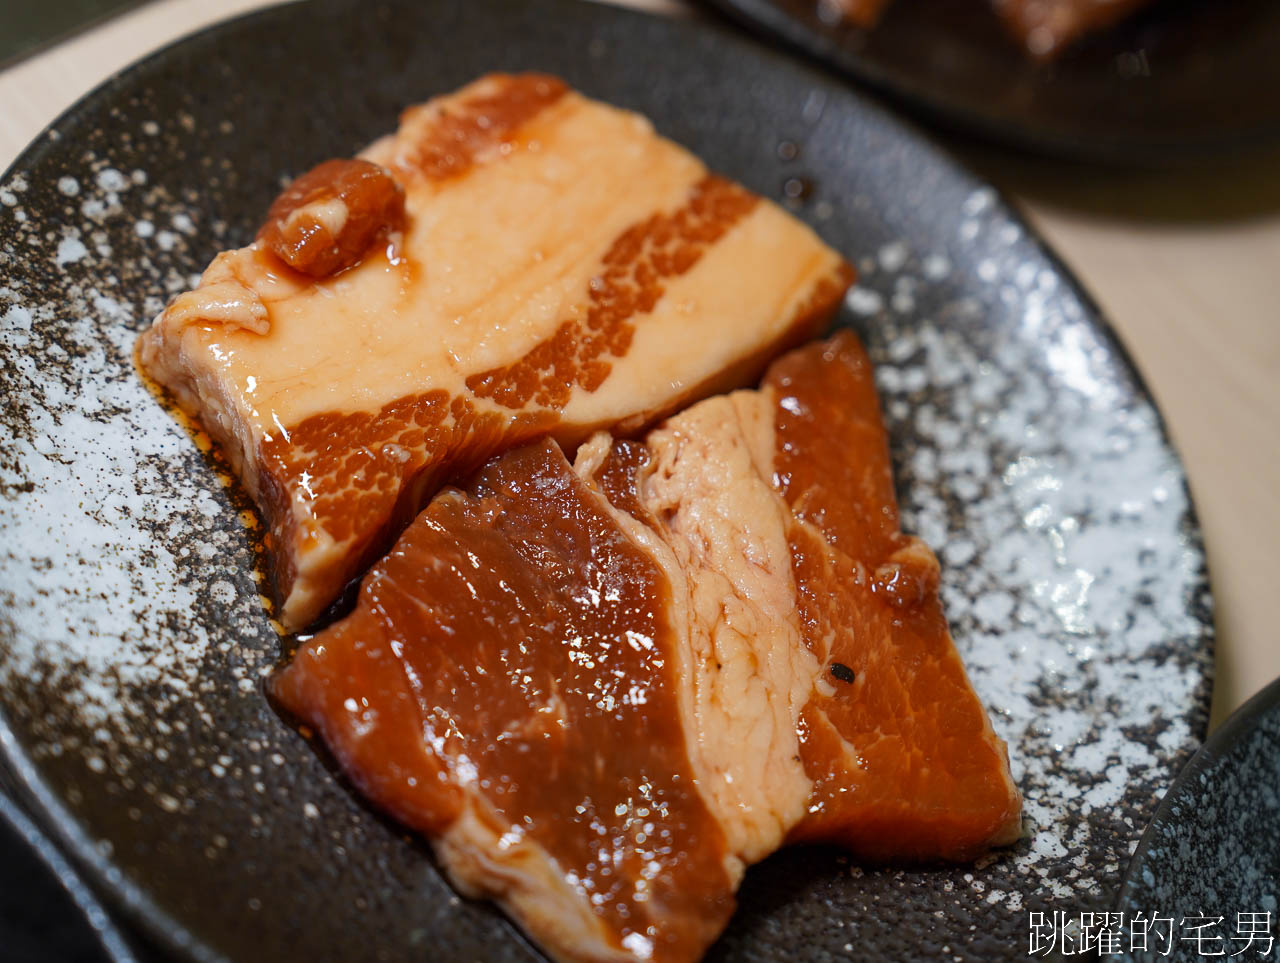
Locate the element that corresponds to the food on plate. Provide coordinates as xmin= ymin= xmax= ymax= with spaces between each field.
xmin=823 ymin=0 xmax=894 ymax=29
xmin=271 ymin=331 xmax=1022 ymax=962
xmin=138 ymin=68 xmax=1018 ymax=963
xmin=137 ymin=72 xmax=853 ymax=632
xmin=991 ymin=0 xmax=1156 ymax=58
xmin=827 ymin=0 xmax=1158 ymax=58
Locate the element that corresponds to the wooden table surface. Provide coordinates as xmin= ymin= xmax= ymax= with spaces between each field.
xmin=1 ymin=0 xmax=1274 ymax=732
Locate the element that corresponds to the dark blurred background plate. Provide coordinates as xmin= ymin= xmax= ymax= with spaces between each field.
xmin=700 ymin=0 xmax=1280 ymax=164
xmin=1115 ymin=675 xmax=1280 ymax=946
xmin=0 ymin=0 xmax=152 ymax=69
xmin=0 ymin=0 xmax=1212 ymax=960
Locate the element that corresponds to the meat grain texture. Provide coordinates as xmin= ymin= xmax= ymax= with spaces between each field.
xmin=273 ymin=331 xmax=1022 ymax=963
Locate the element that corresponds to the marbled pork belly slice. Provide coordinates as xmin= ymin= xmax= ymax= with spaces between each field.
xmin=138 ymin=72 xmax=853 ymax=631
xmin=991 ymin=0 xmax=1156 ymax=58
xmin=267 ymin=417 xmax=823 ymax=962
xmin=575 ymin=396 xmax=822 ymax=869
xmin=272 ymin=332 xmax=1019 ymax=962
xmin=581 ymin=330 xmax=1022 ymax=864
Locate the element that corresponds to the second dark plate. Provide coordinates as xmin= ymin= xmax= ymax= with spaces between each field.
xmin=1115 ymin=676 xmax=1280 ymax=958
xmin=701 ymin=0 xmax=1280 ymax=164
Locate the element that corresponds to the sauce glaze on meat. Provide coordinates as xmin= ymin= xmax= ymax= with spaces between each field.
xmin=138 ymin=73 xmax=854 ymax=632
xmin=272 ymin=331 xmax=1021 ymax=962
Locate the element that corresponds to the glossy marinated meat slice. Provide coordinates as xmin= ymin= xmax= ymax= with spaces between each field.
xmin=992 ymin=0 xmax=1156 ymax=58
xmin=762 ymin=333 xmax=1022 ymax=859
xmin=138 ymin=72 xmax=853 ymax=631
xmin=273 ymin=438 xmax=738 ymax=963
xmin=585 ymin=331 xmax=1020 ymax=863
xmin=272 ymin=331 xmax=1020 ymax=962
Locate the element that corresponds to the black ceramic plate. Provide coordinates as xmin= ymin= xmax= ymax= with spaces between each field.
xmin=700 ymin=0 xmax=1280 ymax=164
xmin=1113 ymin=677 xmax=1280 ymax=959
xmin=0 ymin=1 xmax=1212 ymax=961
xmin=0 ymin=789 xmax=136 ymax=963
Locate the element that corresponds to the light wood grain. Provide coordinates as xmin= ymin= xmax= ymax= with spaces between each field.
xmin=1 ymin=0 xmax=1274 ymax=731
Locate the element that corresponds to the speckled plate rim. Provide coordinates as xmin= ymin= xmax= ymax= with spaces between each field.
xmin=1115 ymin=675 xmax=1277 ymax=908
xmin=698 ymin=0 xmax=1280 ymax=165
xmin=0 ymin=1 xmax=1213 ymax=960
